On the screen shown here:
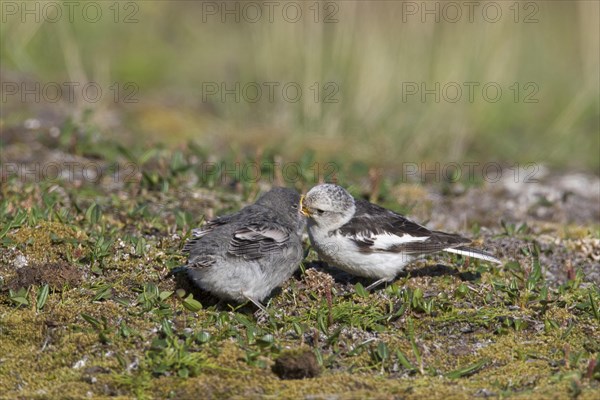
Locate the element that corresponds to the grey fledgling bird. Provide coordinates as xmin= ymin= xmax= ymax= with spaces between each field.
xmin=301 ymin=184 xmax=500 ymax=290
xmin=179 ymin=187 xmax=305 ymax=309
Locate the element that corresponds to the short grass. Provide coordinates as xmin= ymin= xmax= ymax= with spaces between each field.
xmin=1 ymin=126 xmax=599 ymax=399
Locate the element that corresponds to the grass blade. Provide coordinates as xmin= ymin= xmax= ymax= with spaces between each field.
xmin=589 ymin=291 xmax=599 ymax=322
xmin=36 ymin=284 xmax=49 ymax=311
xmin=446 ymin=358 xmax=490 ymax=379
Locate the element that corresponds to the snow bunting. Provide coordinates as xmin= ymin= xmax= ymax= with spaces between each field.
xmin=301 ymin=184 xmax=500 ymax=290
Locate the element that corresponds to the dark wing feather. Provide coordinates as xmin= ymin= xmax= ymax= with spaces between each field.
xmin=182 ymin=238 xmax=201 ymax=254
xmin=391 ymin=232 xmax=470 ymax=255
xmin=182 ymin=215 xmax=234 ymax=254
xmin=187 ymin=255 xmax=218 ymax=269
xmin=228 ymin=222 xmax=292 ymax=260
xmin=339 ymin=200 xmax=471 ymax=255
xmin=339 ymin=200 xmax=432 ymax=251
xmin=338 ymin=200 xmax=432 ymax=239
xmin=396 ymin=230 xmax=470 ymax=254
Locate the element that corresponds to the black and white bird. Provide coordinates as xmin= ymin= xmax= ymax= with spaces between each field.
xmin=300 ymin=184 xmax=500 ymax=290
xmin=178 ymin=187 xmax=305 ymax=310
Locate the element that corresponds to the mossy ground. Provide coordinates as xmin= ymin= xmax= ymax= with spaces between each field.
xmin=1 ymin=126 xmax=599 ymax=399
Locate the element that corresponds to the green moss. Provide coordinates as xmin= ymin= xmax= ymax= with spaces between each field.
xmin=1 ymin=148 xmax=599 ymax=398
xmin=9 ymin=220 xmax=87 ymax=264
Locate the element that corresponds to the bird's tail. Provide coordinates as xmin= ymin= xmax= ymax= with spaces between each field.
xmin=444 ymin=246 xmax=501 ymax=264
xmin=165 ymin=265 xmax=188 ymax=279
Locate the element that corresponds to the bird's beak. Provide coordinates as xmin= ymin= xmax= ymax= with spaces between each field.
xmin=299 ymin=195 xmax=311 ymax=217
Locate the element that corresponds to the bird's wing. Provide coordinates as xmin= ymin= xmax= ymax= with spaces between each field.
xmin=228 ymin=222 xmax=293 ymax=261
xmin=192 ymin=215 xmax=235 ymax=237
xmin=397 ymin=230 xmax=470 ymax=255
xmin=338 ymin=200 xmax=469 ymax=255
xmin=182 ymin=215 xmax=234 ymax=254
xmin=186 ymin=254 xmax=218 ymax=269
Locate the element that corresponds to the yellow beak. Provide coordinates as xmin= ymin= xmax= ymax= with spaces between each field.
xmin=300 ymin=195 xmax=311 ymax=216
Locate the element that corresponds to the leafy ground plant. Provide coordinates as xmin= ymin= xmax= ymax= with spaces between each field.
xmin=1 ymin=126 xmax=599 ymax=399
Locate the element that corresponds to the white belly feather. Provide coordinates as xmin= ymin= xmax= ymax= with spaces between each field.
xmin=308 ymin=224 xmax=420 ymax=280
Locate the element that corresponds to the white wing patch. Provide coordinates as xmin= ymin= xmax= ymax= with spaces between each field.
xmin=355 ymin=232 xmax=429 ymax=250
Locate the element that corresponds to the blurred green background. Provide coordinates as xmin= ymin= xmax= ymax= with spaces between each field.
xmin=1 ymin=0 xmax=599 ymax=171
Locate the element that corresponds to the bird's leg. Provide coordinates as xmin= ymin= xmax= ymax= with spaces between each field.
xmin=365 ymin=278 xmax=389 ymax=292
xmin=244 ymin=295 xmax=268 ymax=314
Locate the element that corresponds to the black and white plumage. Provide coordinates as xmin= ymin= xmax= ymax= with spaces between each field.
xmin=178 ymin=187 xmax=305 ymax=309
xmin=301 ymin=184 xmax=501 ymax=290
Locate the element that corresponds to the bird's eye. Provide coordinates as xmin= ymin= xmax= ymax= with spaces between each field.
xmin=315 ymin=209 xmax=325 ymax=215
xmin=291 ymin=204 xmax=298 ymax=209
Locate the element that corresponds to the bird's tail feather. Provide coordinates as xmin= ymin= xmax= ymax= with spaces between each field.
xmin=165 ymin=265 xmax=188 ymax=279
xmin=445 ymin=246 xmax=501 ymax=264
